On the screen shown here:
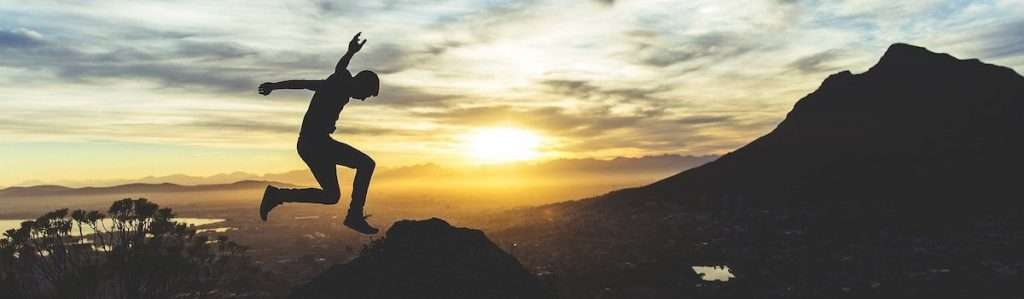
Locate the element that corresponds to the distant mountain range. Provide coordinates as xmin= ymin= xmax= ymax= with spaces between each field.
xmin=0 ymin=154 xmax=718 ymax=203
xmin=377 ymin=154 xmax=719 ymax=181
xmin=0 ymin=180 xmax=292 ymax=198
xmin=11 ymin=154 xmax=717 ymax=188
xmin=494 ymin=43 xmax=1024 ymax=298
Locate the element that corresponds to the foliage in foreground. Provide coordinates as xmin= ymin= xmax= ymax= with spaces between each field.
xmin=0 ymin=198 xmax=269 ymax=298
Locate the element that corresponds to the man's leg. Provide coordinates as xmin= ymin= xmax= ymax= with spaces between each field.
xmin=331 ymin=141 xmax=375 ymax=214
xmin=330 ymin=140 xmax=378 ymax=234
xmin=276 ymin=159 xmax=341 ymax=204
xmin=260 ymin=138 xmax=343 ymax=221
xmin=261 ymin=156 xmax=342 ymax=221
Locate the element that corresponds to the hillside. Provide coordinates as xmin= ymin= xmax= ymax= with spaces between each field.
xmin=492 ymin=43 xmax=1024 ymax=298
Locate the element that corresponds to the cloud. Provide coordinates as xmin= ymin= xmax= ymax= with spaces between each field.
xmin=175 ymin=40 xmax=256 ymax=60
xmin=372 ymin=83 xmax=459 ymax=107
xmin=0 ymin=117 xmax=76 ymax=136
xmin=408 ymin=103 xmax=756 ymax=154
xmin=315 ymin=0 xmax=340 ymax=13
xmin=538 ymin=79 xmax=671 ymax=113
xmin=3 ymin=0 xmax=1024 ymax=182
xmin=974 ymin=20 xmax=1024 ymax=59
xmin=335 ymin=125 xmax=407 ymax=136
xmin=540 ymin=79 xmax=600 ymax=98
xmin=350 ymin=42 xmax=451 ymax=75
xmin=61 ymin=62 xmax=256 ymax=92
xmin=187 ymin=117 xmax=296 ymax=134
xmin=0 ymin=31 xmax=269 ymax=93
xmin=675 ymin=115 xmax=734 ymax=125
xmin=0 ymin=28 xmax=45 ymax=48
xmin=628 ymin=31 xmax=758 ymax=68
xmin=788 ymin=49 xmax=844 ymax=74
xmin=414 ymin=105 xmax=640 ymax=136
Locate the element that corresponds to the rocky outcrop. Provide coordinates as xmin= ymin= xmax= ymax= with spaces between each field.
xmin=291 ymin=218 xmax=550 ymax=299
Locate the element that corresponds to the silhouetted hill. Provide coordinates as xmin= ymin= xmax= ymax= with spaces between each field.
xmin=0 ymin=180 xmax=292 ymax=198
xmin=0 ymin=185 xmax=75 ymax=197
xmin=292 ymin=218 xmax=550 ymax=299
xmin=494 ymin=43 xmax=1024 ymax=298
xmin=640 ymin=43 xmax=1022 ymax=216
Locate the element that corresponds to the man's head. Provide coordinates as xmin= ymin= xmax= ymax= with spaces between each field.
xmin=351 ymin=70 xmax=379 ymax=100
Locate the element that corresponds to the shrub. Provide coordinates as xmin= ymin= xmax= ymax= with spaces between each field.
xmin=0 ymin=198 xmax=258 ymax=299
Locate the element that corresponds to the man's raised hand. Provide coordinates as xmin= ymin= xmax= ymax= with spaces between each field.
xmin=335 ymin=32 xmax=365 ymax=73
xmin=349 ymin=32 xmax=367 ymax=53
xmin=258 ymin=82 xmax=275 ymax=96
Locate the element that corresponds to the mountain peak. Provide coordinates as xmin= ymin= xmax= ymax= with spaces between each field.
xmin=884 ymin=42 xmax=931 ymax=55
xmin=868 ymin=43 xmax=961 ymax=73
xmin=653 ymin=41 xmax=1024 ymax=198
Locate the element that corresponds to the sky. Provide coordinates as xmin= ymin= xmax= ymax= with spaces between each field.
xmin=1 ymin=0 xmax=1023 ymax=186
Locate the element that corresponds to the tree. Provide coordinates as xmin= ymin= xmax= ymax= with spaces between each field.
xmin=0 ymin=198 xmax=264 ymax=299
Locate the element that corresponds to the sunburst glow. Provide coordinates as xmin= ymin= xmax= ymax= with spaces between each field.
xmin=465 ymin=127 xmax=542 ymax=163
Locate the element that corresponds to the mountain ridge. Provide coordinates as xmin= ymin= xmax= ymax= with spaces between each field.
xmin=12 ymin=154 xmax=719 ymax=188
xmin=0 ymin=180 xmax=294 ymax=198
xmin=492 ymin=43 xmax=1024 ymax=297
xmin=641 ymin=42 xmax=1023 ymax=209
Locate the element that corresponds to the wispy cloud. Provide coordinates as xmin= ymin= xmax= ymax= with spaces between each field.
xmin=1 ymin=0 xmax=1023 ymax=184
xmin=0 ymin=27 xmax=44 ymax=48
xmin=788 ymin=49 xmax=845 ymax=74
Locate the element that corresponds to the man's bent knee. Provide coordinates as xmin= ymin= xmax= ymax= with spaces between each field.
xmin=324 ymin=189 xmax=341 ymax=204
xmin=360 ymin=157 xmax=376 ymax=171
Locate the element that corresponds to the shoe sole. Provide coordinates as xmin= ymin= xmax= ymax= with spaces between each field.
xmin=344 ymin=220 xmax=379 ymax=235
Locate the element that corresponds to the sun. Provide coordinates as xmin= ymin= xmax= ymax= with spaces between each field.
xmin=465 ymin=127 xmax=542 ymax=163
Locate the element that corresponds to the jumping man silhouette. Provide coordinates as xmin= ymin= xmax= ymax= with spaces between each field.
xmin=257 ymin=32 xmax=380 ymax=234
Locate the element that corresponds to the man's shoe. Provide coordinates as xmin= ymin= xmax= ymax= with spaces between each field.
xmin=344 ymin=213 xmax=379 ymax=235
xmin=259 ymin=185 xmax=282 ymax=221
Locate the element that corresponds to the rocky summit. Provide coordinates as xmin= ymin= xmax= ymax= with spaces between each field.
xmin=291 ymin=218 xmax=550 ymax=299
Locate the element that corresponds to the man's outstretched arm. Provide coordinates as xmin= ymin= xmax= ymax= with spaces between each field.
xmin=258 ymin=80 xmax=324 ymax=95
xmin=335 ymin=32 xmax=367 ymax=74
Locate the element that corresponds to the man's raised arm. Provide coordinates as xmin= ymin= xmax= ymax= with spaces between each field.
xmin=335 ymin=32 xmax=367 ymax=74
xmin=258 ymin=80 xmax=324 ymax=95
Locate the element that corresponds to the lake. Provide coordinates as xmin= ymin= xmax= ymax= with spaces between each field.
xmin=692 ymin=265 xmax=735 ymax=282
